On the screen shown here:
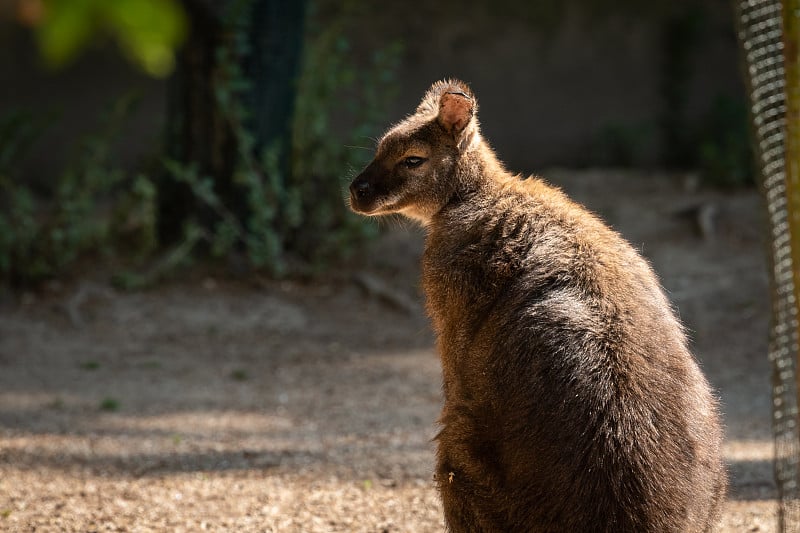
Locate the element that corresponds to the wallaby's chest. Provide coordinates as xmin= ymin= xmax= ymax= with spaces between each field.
xmin=422 ymin=232 xmax=505 ymax=331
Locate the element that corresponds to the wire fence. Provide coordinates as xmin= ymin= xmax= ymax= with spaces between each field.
xmin=735 ymin=0 xmax=800 ymax=530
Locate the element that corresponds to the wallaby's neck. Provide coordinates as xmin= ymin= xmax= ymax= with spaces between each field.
xmin=447 ymin=140 xmax=512 ymax=205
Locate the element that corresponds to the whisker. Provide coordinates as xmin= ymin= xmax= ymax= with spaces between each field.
xmin=344 ymin=145 xmax=373 ymax=151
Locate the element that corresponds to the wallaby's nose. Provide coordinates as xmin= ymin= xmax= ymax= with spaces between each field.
xmin=350 ymin=178 xmax=370 ymax=200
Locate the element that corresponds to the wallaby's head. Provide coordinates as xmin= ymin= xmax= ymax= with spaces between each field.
xmin=349 ymin=79 xmax=480 ymax=224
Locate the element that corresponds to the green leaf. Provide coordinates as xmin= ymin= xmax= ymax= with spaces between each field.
xmin=36 ymin=0 xmax=96 ymax=68
xmin=36 ymin=0 xmax=186 ymax=77
xmin=104 ymin=0 xmax=187 ymax=76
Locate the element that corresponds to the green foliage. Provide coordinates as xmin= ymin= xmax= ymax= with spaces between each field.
xmin=230 ymin=369 xmax=248 ymax=381
xmin=592 ymin=122 xmax=654 ymax=167
xmin=34 ymin=0 xmax=187 ymax=77
xmin=150 ymin=0 xmax=294 ymax=277
xmin=659 ymin=4 xmax=707 ymax=168
xmin=649 ymin=2 xmax=753 ymax=187
xmin=207 ymin=0 xmax=296 ymax=275
xmin=0 ymin=109 xmax=53 ymax=174
xmin=0 ymin=94 xmax=158 ymax=285
xmin=163 ymin=0 xmax=401 ymax=276
xmin=593 ymin=95 xmax=754 ymax=186
xmin=696 ymin=95 xmax=754 ymax=187
xmin=110 ymin=218 xmax=202 ymax=290
xmin=99 ymin=397 xmax=120 ymax=411
xmin=290 ymin=2 xmax=402 ymax=267
xmin=3 ymin=1 xmax=401 ymax=286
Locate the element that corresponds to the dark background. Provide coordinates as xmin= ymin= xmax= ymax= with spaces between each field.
xmin=0 ymin=0 xmax=745 ymax=181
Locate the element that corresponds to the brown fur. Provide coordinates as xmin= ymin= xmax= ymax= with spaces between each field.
xmin=349 ymin=79 xmax=726 ymax=532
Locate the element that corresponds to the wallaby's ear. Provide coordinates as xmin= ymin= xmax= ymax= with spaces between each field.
xmin=437 ymin=91 xmax=474 ymax=137
xmin=416 ymin=79 xmax=479 ymax=150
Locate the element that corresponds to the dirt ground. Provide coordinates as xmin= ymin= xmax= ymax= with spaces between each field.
xmin=0 ymin=169 xmax=780 ymax=532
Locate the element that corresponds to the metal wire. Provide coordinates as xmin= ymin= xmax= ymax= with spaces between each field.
xmin=736 ymin=0 xmax=800 ymax=529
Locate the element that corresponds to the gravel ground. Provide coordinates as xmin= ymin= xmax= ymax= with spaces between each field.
xmin=0 ymin=169 xmax=779 ymax=531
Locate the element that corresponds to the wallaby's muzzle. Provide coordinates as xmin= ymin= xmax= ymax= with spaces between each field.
xmin=349 ymin=161 xmax=402 ymax=215
xmin=349 ymin=175 xmax=372 ymax=212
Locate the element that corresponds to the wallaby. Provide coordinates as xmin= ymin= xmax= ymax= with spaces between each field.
xmin=348 ymin=79 xmax=726 ymax=533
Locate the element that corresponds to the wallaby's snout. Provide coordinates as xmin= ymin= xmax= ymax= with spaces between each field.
xmin=348 ymin=161 xmax=393 ymax=215
xmin=348 ymin=174 xmax=371 ymax=210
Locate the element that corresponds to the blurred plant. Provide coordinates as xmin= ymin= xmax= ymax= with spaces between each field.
xmin=99 ymin=397 xmax=120 ymax=411
xmin=1 ymin=1 xmax=402 ymax=286
xmin=0 ymin=94 xmax=158 ymax=285
xmin=592 ymin=121 xmax=654 ymax=167
xmin=230 ymin=368 xmax=248 ymax=381
xmin=696 ymin=94 xmax=754 ymax=187
xmin=159 ymin=0 xmax=401 ymax=277
xmin=653 ymin=3 xmax=754 ymax=187
xmin=205 ymin=0 xmax=301 ymax=275
xmin=289 ymin=2 xmax=402 ymax=268
xmin=17 ymin=0 xmax=187 ymax=77
xmin=658 ymin=4 xmax=706 ymax=169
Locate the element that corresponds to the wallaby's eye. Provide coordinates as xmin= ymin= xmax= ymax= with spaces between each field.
xmin=403 ymin=156 xmax=426 ymax=169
